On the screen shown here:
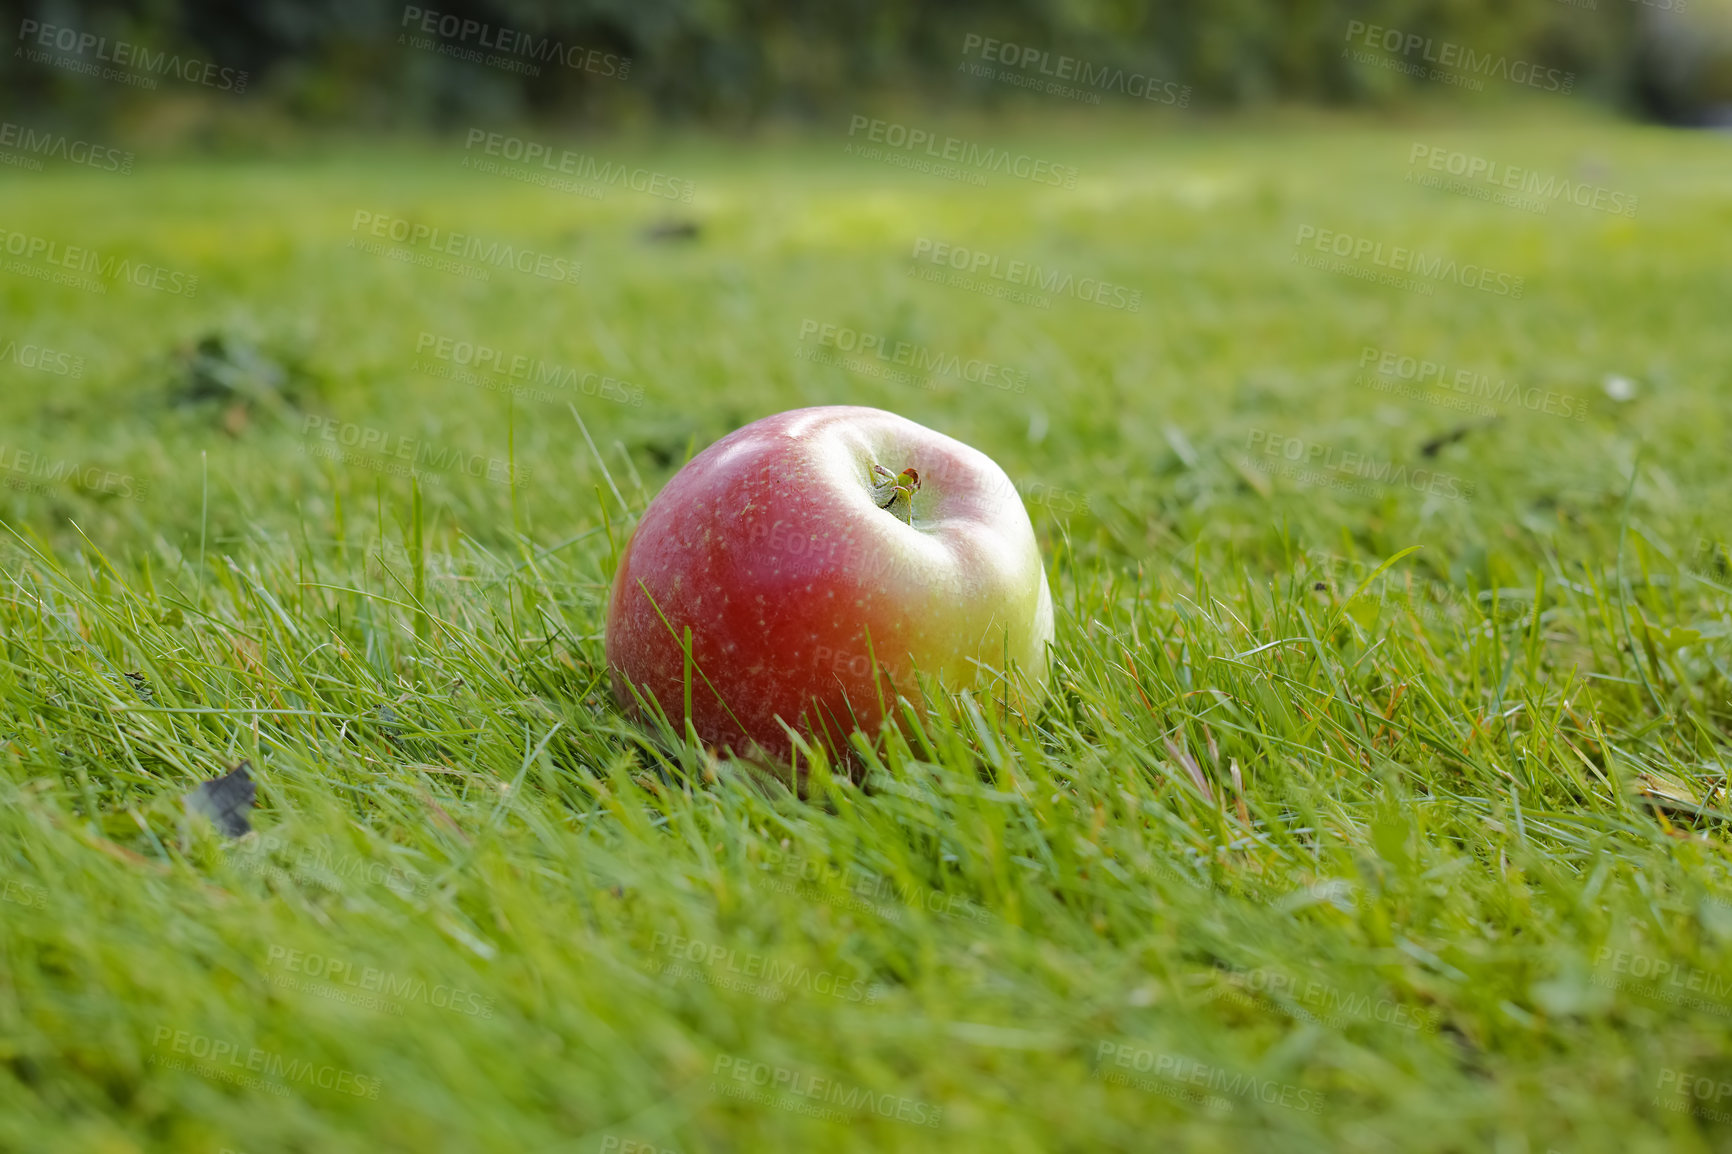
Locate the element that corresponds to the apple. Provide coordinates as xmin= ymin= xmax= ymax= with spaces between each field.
xmin=605 ymin=405 xmax=1053 ymax=767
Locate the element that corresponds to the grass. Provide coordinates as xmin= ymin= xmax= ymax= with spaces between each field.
xmin=4 ymin=105 xmax=1732 ymax=1152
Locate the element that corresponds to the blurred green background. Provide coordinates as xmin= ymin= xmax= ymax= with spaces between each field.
xmin=4 ymin=0 xmax=1732 ymax=141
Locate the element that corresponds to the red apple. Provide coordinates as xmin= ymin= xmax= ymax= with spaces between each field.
xmin=605 ymin=405 xmax=1053 ymax=766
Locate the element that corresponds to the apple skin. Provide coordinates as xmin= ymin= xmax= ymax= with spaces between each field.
xmin=604 ymin=405 xmax=1053 ymax=765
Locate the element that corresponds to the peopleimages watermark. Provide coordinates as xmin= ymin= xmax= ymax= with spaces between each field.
xmin=1406 ymin=144 xmax=1637 ymax=218
xmin=1 ymin=878 xmax=48 ymax=910
xmin=0 ymin=120 xmax=132 ymax=174
xmin=598 ymin=1139 xmax=681 ymax=1154
xmin=1656 ymin=1067 xmax=1732 ymax=1124
xmin=149 ymin=1026 xmax=382 ymax=1099
xmin=414 ymin=331 xmax=644 ymax=407
xmin=398 ymin=7 xmax=629 ymax=80
xmin=0 ymin=227 xmax=199 ymax=297
xmin=1592 ymin=946 xmax=1732 ymax=1016
xmin=1093 ymin=1042 xmax=1324 ymax=1115
xmin=959 ymin=34 xmax=1190 ymax=107
xmin=265 ymin=945 xmax=494 ymax=1019
xmin=954 ymin=452 xmax=1101 ymax=517
xmin=1213 ymin=965 xmax=1441 ymax=1032
xmin=1 ymin=337 xmax=84 ymax=379
xmin=16 ymin=20 xmax=249 ymax=92
xmin=348 ymin=210 xmax=580 ymax=286
xmin=742 ymin=471 xmax=1090 ymax=605
xmin=0 ymin=444 xmax=150 ymax=502
xmin=1008 ymin=477 xmax=1094 ymax=516
xmin=796 ymin=319 xmax=1028 ymax=394
xmin=711 ymin=1054 xmax=944 ymax=1128
xmin=1342 ymin=21 xmax=1574 ymax=95
xmin=1356 ymin=344 xmax=1587 ymax=421
xmin=743 ymin=511 xmax=986 ymax=598
xmin=460 ymin=130 xmax=693 ymax=203
xmin=229 ymin=833 xmax=433 ymax=898
xmin=1293 ymin=225 xmax=1524 ymax=299
xmin=643 ymin=931 xmax=886 ymax=1005
xmin=846 ymin=115 xmax=1078 ymax=189
xmin=1307 ymin=551 xmax=1474 ymax=628
xmin=1689 ymin=538 xmax=1730 ymax=582
xmin=758 ymin=851 xmax=903 ymax=920
xmin=908 ymin=236 xmax=1141 ymax=312
xmin=809 ymin=643 xmax=886 ymax=683
xmin=1241 ymin=429 xmax=1478 ymax=502
xmin=759 ymin=848 xmax=992 ymax=925
xmin=298 ymin=416 xmax=531 ymax=488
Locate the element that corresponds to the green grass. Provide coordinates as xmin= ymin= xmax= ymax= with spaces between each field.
xmin=5 ymin=106 xmax=1732 ymax=1152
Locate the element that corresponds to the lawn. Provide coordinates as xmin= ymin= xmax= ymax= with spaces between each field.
xmin=4 ymin=106 xmax=1732 ymax=1153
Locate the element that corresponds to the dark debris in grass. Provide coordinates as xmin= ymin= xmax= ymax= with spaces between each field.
xmin=166 ymin=332 xmax=322 ymax=435
xmin=184 ymin=761 xmax=255 ymax=838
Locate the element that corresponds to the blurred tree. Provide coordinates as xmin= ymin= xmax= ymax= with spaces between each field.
xmin=0 ymin=0 xmax=1726 ymax=129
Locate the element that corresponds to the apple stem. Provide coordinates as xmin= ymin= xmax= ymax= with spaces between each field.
xmin=870 ymin=464 xmax=920 ymax=524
